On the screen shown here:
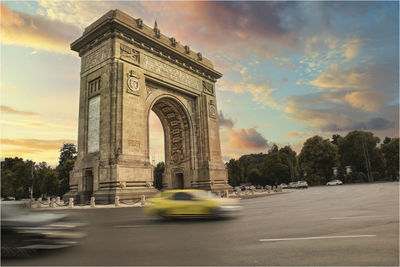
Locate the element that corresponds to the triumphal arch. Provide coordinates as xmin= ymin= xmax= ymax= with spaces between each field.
xmin=64 ymin=9 xmax=231 ymax=203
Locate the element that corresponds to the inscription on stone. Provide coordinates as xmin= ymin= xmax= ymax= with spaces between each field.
xmin=128 ymin=140 xmax=140 ymax=150
xmin=142 ymin=54 xmax=202 ymax=91
xmin=82 ymin=45 xmax=111 ymax=71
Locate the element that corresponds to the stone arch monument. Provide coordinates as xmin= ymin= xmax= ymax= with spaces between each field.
xmin=64 ymin=9 xmax=231 ymax=203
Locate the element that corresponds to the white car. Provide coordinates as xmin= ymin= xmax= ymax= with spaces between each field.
xmin=326 ymin=179 xmax=343 ymax=186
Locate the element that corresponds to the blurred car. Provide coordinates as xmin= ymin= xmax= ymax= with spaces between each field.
xmin=1 ymin=201 xmax=86 ymax=258
xmin=296 ymin=180 xmax=308 ymax=189
xmin=288 ymin=182 xmax=298 ymax=189
xmin=326 ymin=179 xmax=343 ymax=186
xmin=145 ymin=189 xmax=241 ymax=219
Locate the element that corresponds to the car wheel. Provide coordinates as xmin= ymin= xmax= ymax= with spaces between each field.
xmin=211 ymin=207 xmax=223 ymax=219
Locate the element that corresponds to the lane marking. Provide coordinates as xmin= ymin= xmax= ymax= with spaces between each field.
xmin=259 ymin=235 xmax=376 ymax=242
xmin=330 ymin=216 xmax=380 ymax=220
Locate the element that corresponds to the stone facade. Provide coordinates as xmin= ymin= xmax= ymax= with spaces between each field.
xmin=64 ymin=9 xmax=231 ymax=204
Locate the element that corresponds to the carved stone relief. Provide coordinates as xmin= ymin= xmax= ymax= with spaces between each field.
xmin=209 ymin=99 xmax=216 ymax=118
xmin=82 ymin=45 xmax=111 ymax=72
xmin=126 ymin=70 xmax=140 ymax=95
xmin=202 ymin=81 xmax=214 ymax=95
xmin=88 ymin=96 xmax=100 ymax=153
xmin=152 ymin=99 xmax=189 ymax=165
xmin=120 ymin=44 xmax=140 ymax=65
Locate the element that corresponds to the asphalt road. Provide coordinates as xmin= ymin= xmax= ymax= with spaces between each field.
xmin=2 ymin=182 xmax=399 ymax=266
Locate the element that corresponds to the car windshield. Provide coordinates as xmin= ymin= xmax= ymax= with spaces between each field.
xmin=191 ymin=191 xmax=217 ymax=199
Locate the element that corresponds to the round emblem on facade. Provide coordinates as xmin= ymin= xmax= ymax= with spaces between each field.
xmin=127 ymin=76 xmax=140 ymax=92
xmin=209 ymin=103 xmax=216 ymax=117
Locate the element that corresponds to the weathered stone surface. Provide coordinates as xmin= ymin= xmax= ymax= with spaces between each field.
xmin=64 ymin=9 xmax=231 ymax=203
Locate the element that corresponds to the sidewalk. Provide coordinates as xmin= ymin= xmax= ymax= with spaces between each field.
xmin=28 ymin=190 xmax=293 ymax=210
xmin=230 ymin=189 xmax=292 ymax=199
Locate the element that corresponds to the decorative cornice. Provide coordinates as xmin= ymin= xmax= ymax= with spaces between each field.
xmin=71 ymin=9 xmax=222 ymax=81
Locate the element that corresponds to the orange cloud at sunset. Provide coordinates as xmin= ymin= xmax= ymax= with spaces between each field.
xmin=1 ymin=105 xmax=40 ymax=117
xmin=0 ymin=4 xmax=81 ymax=53
xmin=310 ymin=64 xmax=372 ymax=91
xmin=284 ymin=132 xmax=301 ymax=138
xmin=229 ymin=128 xmax=268 ymax=150
xmin=345 ymin=91 xmax=386 ymax=112
xmin=1 ymin=138 xmax=76 ymax=165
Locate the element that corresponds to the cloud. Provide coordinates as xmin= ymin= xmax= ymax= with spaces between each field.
xmin=1 ymin=4 xmax=81 ymax=54
xmin=284 ymin=92 xmax=397 ymax=136
xmin=284 ymin=132 xmax=301 ymax=138
xmin=344 ymin=91 xmax=386 ymax=112
xmin=218 ymin=111 xmax=234 ymax=129
xmin=219 ymin=82 xmax=282 ymax=109
xmin=35 ymin=1 xmax=298 ymax=60
xmin=1 ymin=119 xmax=76 ymax=130
xmin=229 ymin=128 xmax=268 ymax=150
xmin=2 ymin=84 xmax=22 ymax=94
xmin=1 ymin=105 xmax=40 ymax=117
xmin=342 ymin=38 xmax=361 ymax=61
xmin=322 ymin=117 xmax=394 ymax=132
xmin=1 ymin=138 xmax=76 ymax=151
xmin=310 ymin=64 xmax=372 ymax=91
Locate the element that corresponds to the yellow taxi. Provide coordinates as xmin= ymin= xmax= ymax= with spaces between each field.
xmin=144 ymin=189 xmax=241 ymax=219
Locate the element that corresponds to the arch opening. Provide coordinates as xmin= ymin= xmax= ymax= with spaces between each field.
xmin=149 ymin=96 xmax=192 ymax=189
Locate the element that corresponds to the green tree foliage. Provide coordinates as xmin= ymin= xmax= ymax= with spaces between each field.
xmin=338 ymin=131 xmax=384 ymax=181
xmin=56 ymin=143 xmax=77 ymax=196
xmin=331 ymin=134 xmax=343 ymax=146
xmin=261 ymin=151 xmax=290 ymax=185
xmin=36 ymin=162 xmax=59 ymax=197
xmin=279 ymin=146 xmax=298 ymax=182
xmin=226 ymin=159 xmax=244 ymax=186
xmin=381 ymin=137 xmax=399 ymax=180
xmin=153 ymin=162 xmax=165 ymax=190
xmin=299 ymin=135 xmax=338 ymax=185
xmin=1 ymin=157 xmax=34 ymax=199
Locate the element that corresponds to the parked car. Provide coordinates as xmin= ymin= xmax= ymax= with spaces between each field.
xmin=297 ymin=180 xmax=308 ymax=189
xmin=326 ymin=179 xmax=343 ymax=186
xmin=1 ymin=201 xmax=86 ymax=258
xmin=145 ymin=189 xmax=241 ymax=219
xmin=288 ymin=182 xmax=297 ymax=189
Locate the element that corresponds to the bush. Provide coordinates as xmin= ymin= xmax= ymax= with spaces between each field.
xmin=356 ymin=172 xmax=367 ymax=183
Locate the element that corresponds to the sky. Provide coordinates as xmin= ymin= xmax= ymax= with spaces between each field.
xmin=1 ymin=1 xmax=399 ymax=165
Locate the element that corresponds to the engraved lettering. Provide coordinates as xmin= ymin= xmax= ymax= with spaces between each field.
xmin=143 ymin=54 xmax=201 ymax=90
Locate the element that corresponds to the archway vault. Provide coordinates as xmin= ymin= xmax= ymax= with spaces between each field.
xmin=65 ymin=9 xmax=231 ymax=203
xmin=151 ymin=96 xmax=190 ymax=166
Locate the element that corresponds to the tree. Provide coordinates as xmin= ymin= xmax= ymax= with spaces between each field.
xmin=36 ymin=162 xmax=59 ymax=197
xmin=331 ymin=134 xmax=342 ymax=146
xmin=1 ymin=158 xmax=34 ymax=199
xmin=381 ymin=137 xmax=399 ymax=180
xmin=261 ymin=151 xmax=290 ymax=186
xmin=238 ymin=155 xmax=259 ymax=183
xmin=153 ymin=162 xmax=165 ymax=190
xmin=226 ymin=159 xmax=244 ymax=186
xmin=279 ymin=145 xmax=298 ymax=182
xmin=56 ymin=143 xmax=77 ymax=196
xmin=299 ymin=136 xmax=338 ymax=185
xmin=338 ymin=131 xmax=384 ymax=182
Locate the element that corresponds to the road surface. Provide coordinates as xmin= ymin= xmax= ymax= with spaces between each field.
xmin=2 ymin=182 xmax=399 ymax=266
